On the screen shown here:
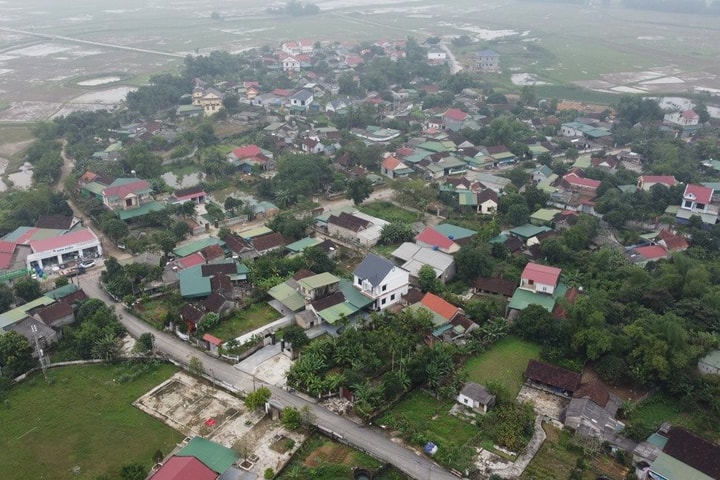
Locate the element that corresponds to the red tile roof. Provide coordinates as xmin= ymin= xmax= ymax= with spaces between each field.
xmin=102 ymin=179 xmax=150 ymax=199
xmin=203 ymin=333 xmax=223 ymax=346
xmin=444 ymin=108 xmax=468 ymax=121
xmin=420 ymin=292 xmax=459 ymax=321
xmin=684 ymin=183 xmax=713 ymax=204
xmin=178 ymin=253 xmax=205 ymax=269
xmin=636 ymin=245 xmax=668 ymax=260
xmin=150 ymin=455 xmax=217 ymax=480
xmin=640 ymin=175 xmax=677 ymax=187
xmin=382 ymin=156 xmax=404 ymax=170
xmin=563 ymin=172 xmax=601 ymax=189
xmin=252 ymin=232 xmax=285 ymax=252
xmin=573 ymin=382 xmax=610 ymax=407
xmin=231 ymin=144 xmax=262 ymax=159
xmin=416 ymin=227 xmax=456 ymax=250
xmin=0 ymin=240 xmax=16 ymax=269
xmin=521 ymin=262 xmax=562 ymax=286
xmin=29 ymin=229 xmax=98 ymax=254
xmin=35 ymin=302 xmax=74 ymax=326
xmin=681 ymin=109 xmax=699 ymax=120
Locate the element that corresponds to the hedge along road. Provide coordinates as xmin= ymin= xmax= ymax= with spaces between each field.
xmin=80 ymin=273 xmax=459 ymax=480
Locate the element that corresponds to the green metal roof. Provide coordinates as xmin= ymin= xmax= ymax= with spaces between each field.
xmin=173 ymin=237 xmax=224 ymax=257
xmin=529 ymin=144 xmax=549 ymax=155
xmin=650 ymin=452 xmax=714 ymax=480
xmin=339 ymin=279 xmax=373 ymax=310
xmin=45 ymin=283 xmax=79 ymax=300
xmin=116 ymin=201 xmax=165 ymax=220
xmin=508 ymin=288 xmax=557 ymax=312
xmin=435 ymin=224 xmax=477 ymax=240
xmin=417 ymin=141 xmax=450 ymax=153
xmin=297 ymin=272 xmax=339 ymax=290
xmin=317 ymin=302 xmax=356 ymax=324
xmin=0 ymin=296 xmax=56 ymax=331
xmin=572 ymin=154 xmax=592 ymax=169
xmin=509 ymin=224 xmax=551 ymax=240
xmin=178 ymin=265 xmax=211 ymax=298
xmin=286 ymin=237 xmax=322 ymax=253
xmin=236 ymin=226 xmax=272 ymax=240
xmin=458 ymin=190 xmax=477 ymax=206
xmin=530 ymin=208 xmax=562 ymax=223
xmin=537 ymin=174 xmax=559 ymax=193
xmin=268 ymin=283 xmax=305 ymax=312
xmin=81 ymin=182 xmax=106 ymax=197
xmin=177 ymin=437 xmax=238 ymax=474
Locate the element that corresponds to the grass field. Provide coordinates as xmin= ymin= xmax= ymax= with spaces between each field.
xmin=207 ymin=303 xmax=281 ymax=341
xmin=277 ymin=433 xmax=406 ymax=480
xmin=0 ymin=363 xmax=183 ymax=480
xmin=521 ymin=425 xmax=594 ymax=480
xmin=376 ymin=391 xmax=478 ymax=464
xmin=360 ymin=200 xmax=420 ymax=224
xmin=626 ymin=394 xmax=720 ymax=441
xmin=464 ymin=336 xmax=541 ymax=398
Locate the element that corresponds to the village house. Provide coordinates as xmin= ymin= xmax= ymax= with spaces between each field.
xmin=663 ymin=109 xmax=700 ymax=127
xmin=391 ymin=242 xmax=456 ymax=284
xmin=636 ymin=175 xmax=678 ymax=191
xmin=457 ymin=382 xmax=496 ymax=414
xmin=477 ymin=49 xmax=500 ymax=71
xmin=634 ymin=427 xmax=720 ymax=480
xmin=381 ymin=155 xmax=413 ymax=179
xmin=353 ymin=253 xmax=409 ymax=311
xmin=192 ymin=87 xmax=224 ymax=117
xmin=525 ymin=359 xmax=581 ymax=397
xmin=676 ymin=183 xmax=718 ymax=226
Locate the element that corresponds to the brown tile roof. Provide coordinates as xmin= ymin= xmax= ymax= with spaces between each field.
xmin=525 ymin=359 xmax=581 ymax=393
xmin=252 ymin=232 xmax=285 ymax=252
xmin=35 ymin=215 xmax=74 ymax=230
xmin=475 ymin=277 xmax=516 ymax=297
xmin=202 ymin=292 xmax=231 ymax=313
xmin=450 ymin=313 xmax=476 ymax=331
xmin=293 ymin=269 xmax=316 ymax=280
xmin=504 ymin=236 xmax=524 ymax=253
xmin=202 ymin=244 xmax=225 ymax=262
xmin=328 ymin=212 xmax=370 ymax=232
xmin=663 ymin=428 xmax=720 ymax=478
xmin=173 ymin=185 xmax=206 ymax=198
xmin=311 ymin=291 xmax=345 ymax=312
xmin=35 ymin=302 xmax=74 ymax=326
xmin=60 ymin=290 xmax=89 ymax=307
xmin=180 ymin=304 xmax=204 ymax=324
xmin=210 ymin=273 xmax=232 ymax=293
xmin=573 ymin=382 xmax=610 ymax=408
xmin=201 ymin=263 xmax=236 ymax=277
xmin=221 ymin=233 xmax=253 ymax=254
xmin=477 ymin=189 xmax=498 ymax=203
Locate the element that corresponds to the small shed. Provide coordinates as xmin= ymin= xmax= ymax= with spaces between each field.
xmin=456 ymin=382 xmax=496 ymax=413
xmin=202 ymin=333 xmax=223 ymax=354
xmin=698 ymin=350 xmax=720 ymax=375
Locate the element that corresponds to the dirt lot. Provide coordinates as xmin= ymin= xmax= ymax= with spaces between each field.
xmin=134 ymin=372 xmax=305 ymax=477
xmin=516 ymin=385 xmax=569 ymax=422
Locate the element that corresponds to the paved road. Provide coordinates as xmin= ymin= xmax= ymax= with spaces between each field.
xmin=80 ymin=272 xmax=459 ymax=480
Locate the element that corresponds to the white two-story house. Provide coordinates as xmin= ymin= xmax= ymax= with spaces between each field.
xmin=519 ymin=262 xmax=562 ymax=296
xmin=353 ymin=253 xmax=409 ymax=311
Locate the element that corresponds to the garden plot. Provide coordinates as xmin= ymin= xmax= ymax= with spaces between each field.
xmin=515 ymin=385 xmax=568 ymax=422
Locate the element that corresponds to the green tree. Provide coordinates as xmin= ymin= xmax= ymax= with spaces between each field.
xmin=119 ymin=463 xmax=148 ymax=480
xmin=134 ymin=333 xmax=154 ymax=354
xmin=13 ymin=277 xmax=41 ymax=302
xmin=0 ymin=283 xmax=14 ymax=312
xmin=92 ymin=333 xmax=122 ymax=362
xmin=54 ymin=276 xmax=69 ymax=288
xmin=418 ymin=264 xmax=441 ymax=293
xmin=345 ymin=177 xmax=373 ymax=205
xmin=379 ymin=222 xmax=414 ymax=245
xmin=101 ymin=218 xmax=129 ymax=244
xmin=245 ymin=386 xmax=271 ymax=410
xmin=280 ymin=406 xmax=303 ymax=430
xmin=283 ymin=325 xmax=310 ymax=351
xmin=454 ymin=245 xmax=493 ymax=282
xmin=188 ymin=356 xmax=205 ymax=376
xmin=0 ymin=331 xmax=34 ymax=378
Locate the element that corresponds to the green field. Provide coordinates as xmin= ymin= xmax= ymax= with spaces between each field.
xmin=207 ymin=303 xmax=281 ymax=341
xmin=464 ymin=336 xmax=541 ymax=398
xmin=521 ymin=425 xmax=595 ymax=480
xmin=0 ymin=363 xmax=182 ymax=480
xmin=626 ymin=394 xmax=720 ymax=442
xmin=360 ymin=200 xmax=420 ymax=224
xmin=376 ymin=391 xmax=478 ymax=470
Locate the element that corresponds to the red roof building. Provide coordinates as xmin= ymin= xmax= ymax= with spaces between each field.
xmin=562 ymin=172 xmax=601 ymax=191
xmin=150 ymin=456 xmax=217 ymax=480
xmin=29 ymin=229 xmax=99 ymax=254
xmin=415 ymin=227 xmax=460 ymax=254
xmin=0 ymin=240 xmax=16 ymax=269
xmin=444 ymin=108 xmax=468 ymax=122
xmin=520 ymin=263 xmax=562 ymax=295
xmin=230 ymin=145 xmax=262 ymax=159
xmin=420 ymin=292 xmax=459 ymax=322
xmin=682 ymin=183 xmax=714 ymax=210
xmin=637 ymin=175 xmax=678 ymax=191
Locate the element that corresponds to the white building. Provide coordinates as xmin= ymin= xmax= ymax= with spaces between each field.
xmin=27 ymin=228 xmax=102 ymax=272
xmin=353 ymin=253 xmax=409 ymax=311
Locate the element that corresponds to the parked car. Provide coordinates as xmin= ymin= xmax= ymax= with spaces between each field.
xmin=79 ymin=260 xmax=96 ymax=269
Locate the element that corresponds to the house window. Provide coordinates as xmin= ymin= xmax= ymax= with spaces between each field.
xmin=464 ymin=398 xmax=469 ymax=404
xmin=381 ymin=298 xmax=386 ymax=305
xmin=527 ymin=279 xmax=534 ymax=285
xmin=125 ymin=198 xmax=133 ymax=207
xmin=390 ymin=294 xmax=395 ymax=301
xmin=382 ymin=284 xmax=387 ymax=292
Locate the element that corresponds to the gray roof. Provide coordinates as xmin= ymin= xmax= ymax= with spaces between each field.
xmin=459 ymin=382 xmax=495 ymax=405
xmin=291 ymin=89 xmax=313 ymax=101
xmin=353 ymin=253 xmax=394 ymax=287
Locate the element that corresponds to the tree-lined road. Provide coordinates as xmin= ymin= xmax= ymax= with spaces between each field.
xmin=80 ymin=273 xmax=459 ymax=480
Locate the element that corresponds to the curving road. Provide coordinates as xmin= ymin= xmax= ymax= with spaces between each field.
xmin=80 ymin=272 xmax=459 ymax=480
